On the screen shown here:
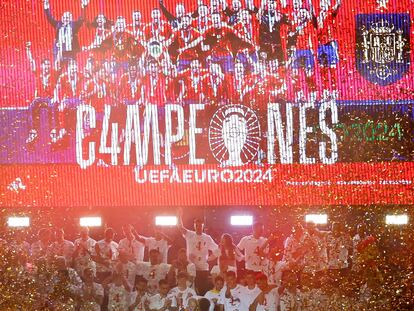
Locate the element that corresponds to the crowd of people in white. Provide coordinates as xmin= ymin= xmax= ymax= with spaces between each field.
xmin=1 ymin=209 xmax=410 ymax=310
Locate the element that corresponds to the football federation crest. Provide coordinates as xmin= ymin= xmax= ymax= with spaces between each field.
xmin=356 ymin=14 xmax=410 ymax=86
xmin=209 ymin=105 xmax=261 ymax=167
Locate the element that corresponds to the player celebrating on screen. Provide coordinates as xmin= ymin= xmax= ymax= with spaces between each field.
xmin=83 ymin=14 xmax=113 ymax=60
xmin=83 ymin=65 xmax=115 ymax=113
xmin=287 ymin=0 xmax=318 ymax=102
xmin=54 ymin=59 xmax=85 ymax=146
xmin=258 ymin=0 xmax=290 ymax=65
xmin=25 ymin=42 xmax=61 ymax=147
xmin=223 ymin=0 xmax=243 ymax=25
xmin=141 ymin=59 xmax=167 ymax=106
xmin=171 ymin=15 xmax=201 ymax=71
xmin=179 ymin=12 xmax=252 ymax=73
xmin=251 ymin=55 xmax=281 ymax=107
xmin=234 ymin=9 xmax=259 ymax=71
xmin=119 ymin=62 xmax=142 ymax=105
xmin=100 ymin=16 xmax=137 ymax=73
xmin=130 ymin=10 xmax=145 ymax=41
xmin=159 ymin=0 xmax=188 ymax=30
xmin=193 ymin=4 xmax=211 ymax=34
xmin=144 ymin=8 xmax=172 ymax=43
xmin=161 ymin=59 xmax=181 ymax=104
xmin=268 ymin=58 xmax=288 ymax=101
xmin=311 ymin=0 xmax=341 ymax=100
xmin=235 ymin=8 xmax=255 ymax=43
xmin=43 ymin=0 xmax=89 ymax=62
xmin=202 ymin=62 xmax=232 ymax=104
xmin=231 ymin=61 xmax=255 ymax=104
xmin=129 ymin=10 xmax=147 ymax=60
xmin=177 ymin=59 xmax=207 ymax=104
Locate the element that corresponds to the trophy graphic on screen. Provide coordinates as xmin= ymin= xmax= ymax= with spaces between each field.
xmin=209 ymin=105 xmax=261 ymax=166
xmin=148 ymin=40 xmax=163 ymax=59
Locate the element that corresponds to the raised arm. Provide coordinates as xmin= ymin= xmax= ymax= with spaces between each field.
xmin=159 ymin=0 xmax=177 ymax=23
xmin=246 ymin=0 xmax=259 ymax=14
xmin=249 ymin=292 xmax=265 ymax=311
xmin=73 ymin=1 xmax=88 ymax=30
xmin=25 ymin=42 xmax=36 ymax=72
xmin=177 ymin=207 xmax=189 ymax=236
xmin=333 ymin=0 xmax=342 ymax=13
xmin=221 ymin=0 xmax=228 ymax=11
xmin=157 ymin=229 xmax=174 ymax=244
xmin=307 ymin=0 xmax=316 ymax=19
xmin=43 ymin=0 xmax=58 ymax=28
xmin=178 ymin=36 xmax=204 ymax=54
xmin=131 ymin=226 xmax=148 ymax=244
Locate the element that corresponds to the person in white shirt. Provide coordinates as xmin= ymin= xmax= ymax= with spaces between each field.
xmin=237 ymin=222 xmax=268 ymax=273
xmin=178 ymin=208 xmax=219 ymax=295
xmin=260 ymin=232 xmax=285 ymax=286
xmin=49 ymin=256 xmax=83 ymax=309
xmin=302 ymin=223 xmax=329 ymax=274
xmin=147 ymin=279 xmax=177 ymax=311
xmin=283 ymin=224 xmax=307 ymax=270
xmin=218 ymin=271 xmax=250 ymax=311
xmin=117 ymin=250 xmax=138 ymax=289
xmin=217 ymin=233 xmax=243 ymax=269
xmin=129 ymin=276 xmax=151 ymax=311
xmin=327 ymin=222 xmax=352 ymax=276
xmin=279 ymin=270 xmax=301 ymax=311
xmin=244 ymin=271 xmax=261 ymax=307
xmin=119 ymin=225 xmax=145 ymax=262
xmin=249 ymin=273 xmax=279 ymax=311
xmin=94 ymin=228 xmax=119 ymax=282
xmin=168 ymin=248 xmax=197 ymax=288
xmin=204 ymin=276 xmax=224 ymax=311
xmin=79 ymin=267 xmax=104 ymax=311
xmin=73 ymin=227 xmax=97 ymax=278
xmin=299 ymin=272 xmax=329 ymax=311
xmin=168 ymin=271 xmax=197 ymax=310
xmin=136 ymin=249 xmax=171 ymax=294
xmin=107 ymin=267 xmax=132 ymax=311
xmin=31 ymin=228 xmax=52 ymax=260
xmin=47 ymin=228 xmax=75 ymax=264
xmin=134 ymin=227 xmax=172 ymax=263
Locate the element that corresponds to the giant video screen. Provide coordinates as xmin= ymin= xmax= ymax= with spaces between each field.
xmin=0 ymin=0 xmax=413 ymax=207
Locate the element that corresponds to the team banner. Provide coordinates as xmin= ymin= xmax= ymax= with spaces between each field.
xmin=0 ymin=0 xmax=413 ymax=207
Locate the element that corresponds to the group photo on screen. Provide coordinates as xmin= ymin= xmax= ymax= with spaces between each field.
xmin=0 ymin=0 xmax=413 ymax=309
xmin=0 ymin=0 xmax=409 ymax=166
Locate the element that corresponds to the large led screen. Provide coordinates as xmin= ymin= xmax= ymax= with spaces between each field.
xmin=0 ymin=0 xmax=413 ymax=206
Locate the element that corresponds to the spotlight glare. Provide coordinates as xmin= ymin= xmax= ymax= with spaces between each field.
xmin=7 ymin=216 xmax=30 ymax=227
xmin=80 ymin=217 xmax=102 ymax=227
xmin=155 ymin=216 xmax=177 ymax=226
xmin=230 ymin=215 xmax=253 ymax=226
xmin=385 ymin=214 xmax=408 ymax=225
xmin=305 ymin=214 xmax=328 ymax=224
